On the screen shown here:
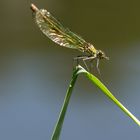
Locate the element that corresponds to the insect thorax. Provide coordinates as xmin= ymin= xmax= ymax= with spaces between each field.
xmin=83 ymin=43 xmax=97 ymax=55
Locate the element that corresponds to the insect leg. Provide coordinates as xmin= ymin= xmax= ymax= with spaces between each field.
xmin=96 ymin=58 xmax=101 ymax=75
xmin=83 ymin=56 xmax=96 ymax=71
xmin=82 ymin=59 xmax=89 ymax=71
xmin=74 ymin=55 xmax=87 ymax=66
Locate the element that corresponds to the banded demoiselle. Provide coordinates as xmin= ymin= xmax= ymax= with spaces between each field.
xmin=31 ymin=4 xmax=109 ymax=71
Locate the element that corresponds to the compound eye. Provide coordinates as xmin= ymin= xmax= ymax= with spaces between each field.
xmin=99 ymin=51 xmax=103 ymax=56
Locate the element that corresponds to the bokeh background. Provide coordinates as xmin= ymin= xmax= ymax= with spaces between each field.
xmin=0 ymin=0 xmax=140 ymax=139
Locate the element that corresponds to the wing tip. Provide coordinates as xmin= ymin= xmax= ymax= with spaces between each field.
xmin=30 ymin=3 xmax=39 ymax=12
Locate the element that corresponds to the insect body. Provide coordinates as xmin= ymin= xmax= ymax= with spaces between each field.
xmin=30 ymin=4 xmax=109 ymax=71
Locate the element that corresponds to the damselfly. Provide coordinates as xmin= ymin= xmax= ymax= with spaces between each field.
xmin=30 ymin=4 xmax=109 ymax=72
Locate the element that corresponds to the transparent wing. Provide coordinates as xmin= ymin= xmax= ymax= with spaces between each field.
xmin=34 ymin=8 xmax=87 ymax=52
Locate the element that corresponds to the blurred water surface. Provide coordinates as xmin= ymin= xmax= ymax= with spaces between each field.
xmin=0 ymin=0 xmax=140 ymax=140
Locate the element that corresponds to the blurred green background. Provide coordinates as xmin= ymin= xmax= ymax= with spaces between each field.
xmin=0 ymin=0 xmax=140 ymax=140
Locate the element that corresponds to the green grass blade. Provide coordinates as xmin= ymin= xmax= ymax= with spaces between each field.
xmin=77 ymin=65 xmax=140 ymax=126
xmin=51 ymin=67 xmax=80 ymax=140
xmin=51 ymin=65 xmax=139 ymax=140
